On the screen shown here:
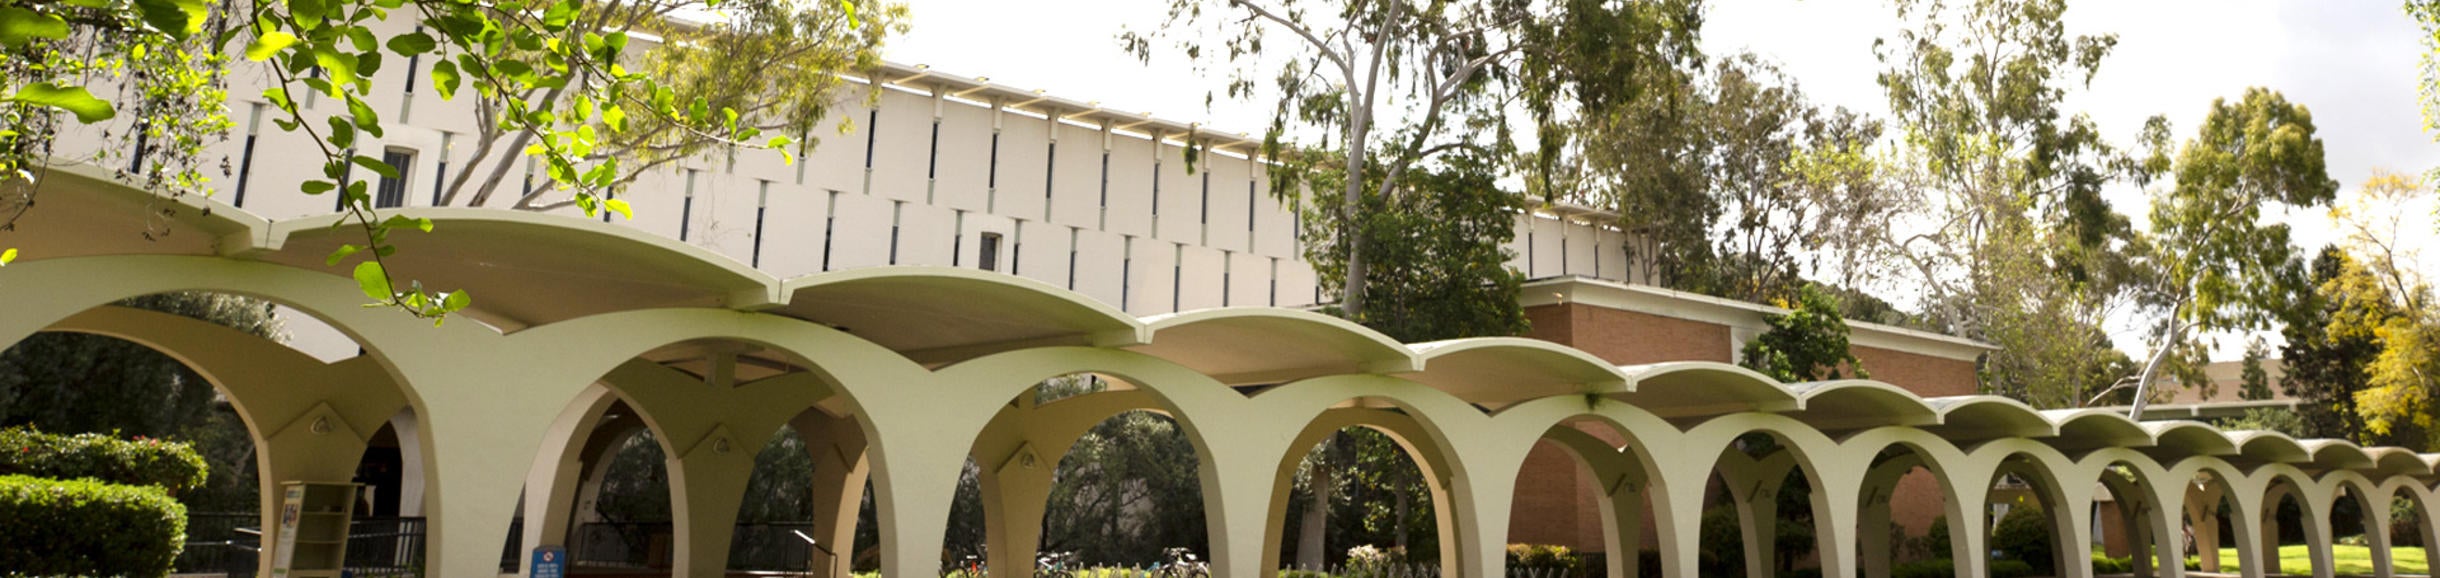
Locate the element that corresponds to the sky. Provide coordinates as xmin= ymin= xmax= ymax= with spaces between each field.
xmin=880 ymin=0 xmax=2440 ymax=361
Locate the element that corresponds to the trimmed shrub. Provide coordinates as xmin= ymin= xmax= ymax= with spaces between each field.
xmin=1505 ymin=543 xmax=1581 ymax=570
xmin=1989 ymin=559 xmax=2036 ymax=578
xmin=2091 ymin=553 xmax=2134 ymax=574
xmin=1991 ymin=503 xmax=2054 ymax=576
xmin=0 ymin=426 xmax=208 ymax=493
xmin=1890 ymin=558 xmax=1952 ymax=578
xmin=0 ymin=474 xmax=189 ymax=577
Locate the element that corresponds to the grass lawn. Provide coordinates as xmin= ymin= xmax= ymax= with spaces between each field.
xmin=2182 ymin=545 xmax=2428 ymax=576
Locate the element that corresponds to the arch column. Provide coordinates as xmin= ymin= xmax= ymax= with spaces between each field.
xmin=2185 ymin=481 xmax=2224 ymax=574
xmin=968 ymin=389 xmax=1168 ymax=578
xmin=2348 ymin=482 xmax=2395 ymax=578
xmin=791 ymin=408 xmax=870 ymax=578
xmin=1714 ymin=447 xmax=1797 ymax=578
xmin=1855 ymin=455 xmax=1924 ymax=578
xmin=1542 ymin=427 xmax=1651 ymax=578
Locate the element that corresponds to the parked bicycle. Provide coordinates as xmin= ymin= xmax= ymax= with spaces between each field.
xmin=1035 ymin=550 xmax=1080 ymax=578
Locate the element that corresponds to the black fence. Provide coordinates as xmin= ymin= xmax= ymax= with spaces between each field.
xmin=181 ymin=515 xmax=827 ymax=577
xmin=174 ymin=514 xmax=426 ymax=578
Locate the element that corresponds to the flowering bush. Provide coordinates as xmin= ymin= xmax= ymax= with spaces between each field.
xmin=0 ymin=426 xmax=207 ymax=493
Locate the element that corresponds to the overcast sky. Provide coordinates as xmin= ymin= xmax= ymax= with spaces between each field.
xmin=882 ymin=0 xmax=2440 ymax=360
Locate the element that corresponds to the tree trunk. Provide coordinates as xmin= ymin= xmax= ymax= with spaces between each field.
xmin=1297 ymin=442 xmax=1333 ymax=569
xmin=2128 ymin=299 xmax=2185 ymax=419
xmin=1393 ymin=482 xmax=1409 ymax=553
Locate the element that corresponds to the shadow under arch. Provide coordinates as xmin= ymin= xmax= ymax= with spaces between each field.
xmin=1951 ymin=439 xmax=2082 ymax=578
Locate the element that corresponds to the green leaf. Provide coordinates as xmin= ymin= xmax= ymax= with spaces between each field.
xmin=842 ymin=0 xmax=859 ymax=30
xmin=352 ymin=154 xmax=398 ymax=179
xmin=602 ymin=105 xmax=625 ymax=133
xmin=386 ymin=32 xmax=435 ymax=56
xmin=441 ymin=290 xmax=470 ymax=313
xmin=0 ymin=248 xmax=16 ymax=266
xmin=346 ymin=95 xmax=383 ymax=138
xmin=430 ymin=60 xmax=460 ymax=99
xmin=246 ymin=31 xmax=298 ymax=61
xmin=353 ymin=261 xmax=393 ymax=301
xmin=312 ymin=47 xmax=358 ymax=90
xmin=604 ymin=198 xmax=632 ymax=220
xmin=301 ymin=180 xmax=335 ymax=194
xmin=132 ymin=0 xmax=207 ymax=39
xmin=9 ymin=83 xmax=115 ymax=123
xmin=325 ymin=244 xmax=361 ymax=266
xmin=289 ymin=0 xmax=327 ymax=28
xmin=0 ymin=7 xmax=68 ymax=48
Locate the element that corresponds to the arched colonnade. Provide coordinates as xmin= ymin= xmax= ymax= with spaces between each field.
xmin=8 ymin=172 xmax=2440 ymax=578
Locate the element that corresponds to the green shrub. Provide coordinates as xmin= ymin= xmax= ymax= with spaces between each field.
xmin=1698 ymin=505 xmax=1746 ymax=576
xmin=1505 ymin=543 xmax=1581 ymax=570
xmin=1278 ymin=571 xmax=1335 ymax=578
xmin=1990 ymin=503 xmax=2054 ymax=576
xmin=0 ymin=474 xmax=188 ymax=577
xmin=2091 ymin=553 xmax=2133 ymax=574
xmin=1990 ymin=559 xmax=2036 ymax=578
xmin=0 ymin=426 xmax=208 ymax=493
xmin=1890 ymin=558 xmax=1952 ymax=578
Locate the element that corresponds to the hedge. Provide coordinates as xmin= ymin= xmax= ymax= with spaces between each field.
xmin=0 ymin=474 xmax=188 ymax=577
xmin=0 ymin=426 xmax=208 ymax=494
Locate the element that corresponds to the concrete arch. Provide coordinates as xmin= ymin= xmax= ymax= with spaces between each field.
xmin=2061 ymin=449 xmax=2180 ymax=578
xmin=931 ymin=346 xmax=1254 ymax=578
xmin=2316 ymin=469 xmax=2389 ymax=578
xmin=2163 ymin=457 xmax=2260 ymax=578
xmin=39 ymin=304 xmax=416 ymax=576
xmin=1656 ymin=413 xmax=1856 ymax=578
xmin=2255 ymin=464 xmax=2330 ymax=578
xmin=1950 ymin=438 xmax=2083 ymax=578
xmin=1838 ymin=427 xmax=1977 ymax=578
xmin=1259 ymin=406 xmax=1465 ymax=574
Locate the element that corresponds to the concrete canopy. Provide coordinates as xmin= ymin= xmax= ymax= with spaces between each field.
xmin=10 ymin=168 xmax=2440 ymax=578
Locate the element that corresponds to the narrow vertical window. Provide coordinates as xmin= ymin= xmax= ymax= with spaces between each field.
xmin=888 ymin=201 xmax=904 ymax=265
xmin=1171 ymin=246 xmax=1183 ymax=311
xmin=1044 ymin=142 xmax=1057 ymax=202
xmin=374 ymin=149 xmax=414 ymax=209
xmin=751 ymin=181 xmax=770 ymax=267
xmin=679 ymin=169 xmax=699 ymax=241
xmin=978 ymin=232 xmax=1003 ymax=272
xmin=988 ymin=133 xmax=1001 ymax=189
xmin=1121 ymin=238 xmax=1133 ymax=311
xmin=1199 ymin=170 xmax=1211 ymax=224
xmin=1221 ymin=253 xmax=1231 ymax=307
xmin=952 ymin=211 xmax=965 ymax=267
xmin=334 ymin=148 xmax=357 ymax=212
xmin=233 ymin=103 xmax=264 ymax=207
xmin=1066 ymin=228 xmax=1078 ymax=290
xmin=1246 ymin=180 xmax=1256 ymax=232
xmin=863 ymin=109 xmax=879 ymax=169
xmin=926 ymin=120 xmax=941 ymax=180
xmin=430 ymin=133 xmax=451 ymax=206
xmin=821 ymin=190 xmax=840 ymax=271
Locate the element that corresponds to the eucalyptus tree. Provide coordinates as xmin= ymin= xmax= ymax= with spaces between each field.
xmin=2122 ymin=88 xmax=2337 ymax=418
xmin=1 ymin=0 xmax=896 ymax=319
xmin=1876 ymin=0 xmax=2142 ymax=407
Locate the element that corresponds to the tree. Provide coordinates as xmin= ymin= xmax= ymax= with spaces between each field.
xmin=1874 ymin=0 xmax=2141 ymax=408
xmin=1124 ymin=0 xmax=1539 ymax=322
xmin=1298 ymin=152 xmax=1528 ymax=345
xmin=1738 ymin=284 xmax=1867 ymax=383
xmin=2239 ymin=338 xmax=2274 ymax=401
xmin=2281 ymin=248 xmax=2383 ymax=441
xmin=2121 ymin=88 xmax=2337 ymax=418
xmin=3 ymin=0 xmax=893 ymax=319
xmin=429 ymin=0 xmax=906 ymax=209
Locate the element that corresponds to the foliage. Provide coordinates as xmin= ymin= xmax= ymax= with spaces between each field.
xmin=1890 ymin=558 xmax=1955 ymax=578
xmin=1696 ymin=505 xmax=1744 ymax=576
xmin=0 ymin=473 xmax=188 ymax=577
xmin=1299 ymin=153 xmax=1527 ymax=344
xmin=1503 ymin=543 xmax=1580 ymax=570
xmin=593 ymin=428 xmax=670 ymax=524
xmin=1042 ymin=410 xmax=1208 ymax=565
xmin=2240 ymin=338 xmax=2275 ymax=401
xmin=2282 ymin=248 xmax=2382 ymax=440
xmin=1124 ymin=0 xmax=1551 ymax=321
xmin=0 ymin=425 xmax=207 ymax=494
xmin=2121 ymin=87 xmax=2337 ymax=415
xmin=2218 ymin=407 xmax=2308 ymax=438
xmin=737 ymin=425 xmax=813 ymax=523
xmin=1876 ymin=0 xmax=2146 ymax=409
xmin=1739 ymin=284 xmax=1868 ymax=382
xmin=1991 ymin=501 xmax=2054 ymax=576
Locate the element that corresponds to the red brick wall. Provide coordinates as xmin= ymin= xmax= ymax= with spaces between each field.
xmin=1850 ymin=345 xmax=1977 ymax=398
xmin=1524 ymin=304 xmax=1734 ymax=365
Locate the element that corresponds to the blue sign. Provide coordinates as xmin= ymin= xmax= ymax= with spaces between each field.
xmin=531 ymin=546 xmax=566 ymax=578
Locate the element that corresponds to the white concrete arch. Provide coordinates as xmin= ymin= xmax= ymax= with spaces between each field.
xmin=1136 ymin=308 xmax=1423 ymax=386
xmin=1655 ymin=412 xmax=1857 ymax=578
xmin=1949 ymin=438 xmax=2085 ymax=578
xmin=1257 ymin=406 xmax=1465 ymax=574
xmin=1613 ymin=362 xmax=1801 ymax=418
xmin=2163 ymin=456 xmax=2262 ymax=578
xmin=2060 ymin=448 xmax=2181 ymax=578
xmin=1838 ymin=427 xmax=1978 ymax=578
xmin=1784 ymin=380 xmax=1941 ymax=431
xmin=2255 ymin=464 xmax=2331 ymax=578
xmin=1926 ymin=396 xmax=2061 ymax=440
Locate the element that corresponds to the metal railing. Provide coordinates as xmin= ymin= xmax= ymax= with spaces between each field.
xmin=173 ymin=513 xmax=428 ymax=578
